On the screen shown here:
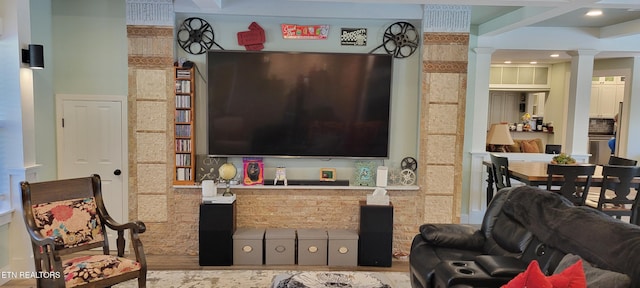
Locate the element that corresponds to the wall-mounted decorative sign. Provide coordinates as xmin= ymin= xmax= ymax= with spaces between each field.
xmin=340 ymin=28 xmax=367 ymax=46
xmin=237 ymin=22 xmax=265 ymax=51
xmin=281 ymin=24 xmax=329 ymax=39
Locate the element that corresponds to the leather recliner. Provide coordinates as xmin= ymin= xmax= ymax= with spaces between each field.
xmin=410 ymin=185 xmax=640 ymax=288
xmin=410 ymin=187 xmax=564 ymax=288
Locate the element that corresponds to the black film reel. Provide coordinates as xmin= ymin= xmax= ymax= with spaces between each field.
xmin=370 ymin=22 xmax=419 ymax=59
xmin=177 ymin=17 xmax=222 ymax=55
xmin=401 ymin=156 xmax=418 ymax=172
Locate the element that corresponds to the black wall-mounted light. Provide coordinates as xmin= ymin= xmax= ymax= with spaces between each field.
xmin=22 ymin=44 xmax=44 ymax=69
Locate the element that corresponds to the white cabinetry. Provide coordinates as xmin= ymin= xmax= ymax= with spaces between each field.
xmin=526 ymin=92 xmax=546 ymax=117
xmin=590 ymin=76 xmax=624 ymax=118
xmin=488 ymin=91 xmax=521 ymax=126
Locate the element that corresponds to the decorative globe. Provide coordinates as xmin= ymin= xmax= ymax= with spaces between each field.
xmin=218 ymin=163 xmax=237 ymax=181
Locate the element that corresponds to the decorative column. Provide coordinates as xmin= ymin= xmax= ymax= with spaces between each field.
xmin=467 ymin=47 xmax=495 ymax=222
xmin=126 ymin=0 xmax=176 ymax=254
xmin=565 ymin=50 xmax=598 ymax=156
xmin=419 ymin=5 xmax=471 ymax=223
xmin=620 ymin=56 xmax=640 ymax=160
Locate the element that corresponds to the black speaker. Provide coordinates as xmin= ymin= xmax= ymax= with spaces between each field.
xmin=358 ymin=231 xmax=393 ymax=267
xmin=359 ymin=204 xmax=393 ymax=233
xmin=358 ymin=202 xmax=393 ymax=267
xmin=199 ymin=203 xmax=236 ymax=266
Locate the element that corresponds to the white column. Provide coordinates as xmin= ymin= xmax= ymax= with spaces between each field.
xmin=465 ymin=47 xmax=494 ymax=224
xmin=619 ymin=56 xmax=640 ymax=160
xmin=0 ymin=0 xmax=39 ymax=276
xmin=565 ymin=50 xmax=599 ymax=156
xmin=470 ymin=47 xmax=495 ymax=152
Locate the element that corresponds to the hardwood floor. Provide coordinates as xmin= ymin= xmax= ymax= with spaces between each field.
xmin=2 ymin=253 xmax=410 ymax=287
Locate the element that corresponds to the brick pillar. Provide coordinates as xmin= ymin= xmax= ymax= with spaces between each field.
xmin=419 ymin=5 xmax=470 ymax=223
xmin=126 ymin=0 xmax=186 ymax=254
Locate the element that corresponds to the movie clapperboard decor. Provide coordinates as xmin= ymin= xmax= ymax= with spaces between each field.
xmin=340 ymin=28 xmax=367 ymax=46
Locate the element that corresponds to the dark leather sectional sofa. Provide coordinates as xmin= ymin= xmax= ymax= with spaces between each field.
xmin=409 ymin=186 xmax=640 ymax=288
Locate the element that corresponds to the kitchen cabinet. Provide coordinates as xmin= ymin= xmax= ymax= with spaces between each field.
xmin=590 ymin=82 xmax=623 ymax=118
xmin=526 ymin=92 xmax=546 ymax=117
xmin=488 ymin=91 xmax=521 ymax=126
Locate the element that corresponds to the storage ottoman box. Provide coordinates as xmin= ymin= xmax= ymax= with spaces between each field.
xmin=232 ymin=228 xmax=265 ymax=265
xmin=265 ymin=228 xmax=296 ymax=265
xmin=327 ymin=229 xmax=359 ymax=266
xmin=297 ymin=229 xmax=328 ymax=266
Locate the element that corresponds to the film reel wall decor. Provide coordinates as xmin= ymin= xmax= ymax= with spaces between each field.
xmin=177 ymin=17 xmax=224 ymax=55
xmin=369 ymin=21 xmax=419 ymax=59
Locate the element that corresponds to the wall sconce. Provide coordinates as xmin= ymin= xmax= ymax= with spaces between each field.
xmin=22 ymin=44 xmax=44 ymax=69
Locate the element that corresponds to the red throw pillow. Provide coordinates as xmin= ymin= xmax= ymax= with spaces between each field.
xmin=502 ymin=260 xmax=553 ymax=288
xmin=502 ymin=260 xmax=586 ymax=288
xmin=547 ymin=259 xmax=587 ymax=288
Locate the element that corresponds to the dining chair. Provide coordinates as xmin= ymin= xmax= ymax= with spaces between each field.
xmin=546 ymin=163 xmax=596 ymax=206
xmin=20 ymin=174 xmax=147 ymax=288
xmin=585 ymin=165 xmax=640 ymax=224
xmin=489 ymin=153 xmax=511 ymax=203
xmin=608 ymin=155 xmax=638 ymax=166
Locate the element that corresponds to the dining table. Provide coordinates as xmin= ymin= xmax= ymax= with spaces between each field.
xmin=482 ymin=161 xmax=618 ymax=205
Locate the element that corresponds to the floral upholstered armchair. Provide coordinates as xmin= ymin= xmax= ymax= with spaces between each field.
xmin=20 ymin=174 xmax=147 ymax=287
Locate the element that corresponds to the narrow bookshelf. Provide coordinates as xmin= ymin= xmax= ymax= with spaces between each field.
xmin=174 ymin=66 xmax=195 ymax=185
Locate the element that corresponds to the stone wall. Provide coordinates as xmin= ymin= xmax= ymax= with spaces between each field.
xmin=126 ymin=16 xmax=469 ymax=257
xmin=419 ymin=32 xmax=469 ymax=224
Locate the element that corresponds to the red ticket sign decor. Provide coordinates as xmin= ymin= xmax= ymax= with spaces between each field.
xmin=237 ymin=22 xmax=266 ymax=51
xmin=281 ymin=24 xmax=329 ymax=39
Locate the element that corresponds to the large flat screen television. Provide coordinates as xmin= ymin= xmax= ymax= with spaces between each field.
xmin=207 ymin=50 xmax=393 ymax=158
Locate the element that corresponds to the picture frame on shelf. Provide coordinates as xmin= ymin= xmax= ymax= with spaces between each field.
xmin=242 ymin=157 xmax=264 ymax=186
xmin=320 ymin=168 xmax=336 ymax=181
xmin=195 ymin=155 xmax=226 ymax=183
xmin=353 ymin=161 xmax=377 ymax=186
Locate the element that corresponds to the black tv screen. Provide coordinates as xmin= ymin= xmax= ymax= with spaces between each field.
xmin=207 ymin=50 xmax=392 ymax=158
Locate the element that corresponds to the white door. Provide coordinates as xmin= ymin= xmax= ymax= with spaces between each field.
xmin=56 ymin=95 xmax=127 ymax=250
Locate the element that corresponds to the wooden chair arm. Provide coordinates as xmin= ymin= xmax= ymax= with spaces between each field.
xmin=27 ymin=228 xmax=58 ymax=247
xmin=27 ymin=230 xmax=65 ymax=285
xmin=101 ymin=213 xmax=146 ymax=233
xmin=101 ymin=215 xmax=147 ymax=260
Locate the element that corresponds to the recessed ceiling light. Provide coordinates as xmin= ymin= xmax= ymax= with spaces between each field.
xmin=530 ymin=61 xmax=538 ymax=64
xmin=586 ymin=10 xmax=602 ymax=16
xmin=550 ymin=54 xmax=560 ymax=58
xmin=504 ymin=60 xmax=512 ymax=64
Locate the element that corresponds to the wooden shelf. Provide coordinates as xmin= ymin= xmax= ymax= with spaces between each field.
xmin=174 ymin=184 xmax=420 ymax=191
xmin=174 ymin=67 xmax=195 ymax=185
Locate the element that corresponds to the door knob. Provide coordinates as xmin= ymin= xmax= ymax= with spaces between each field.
xmin=114 ymin=169 xmax=121 ymax=176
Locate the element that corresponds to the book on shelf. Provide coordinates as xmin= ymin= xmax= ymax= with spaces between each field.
xmin=175 ymin=95 xmax=191 ymax=108
xmin=176 ymin=154 xmax=192 ymax=166
xmin=176 ymin=70 xmax=191 ymax=78
xmin=176 ymin=167 xmax=192 ymax=181
xmin=175 ymin=124 xmax=192 ymax=137
xmin=174 ymin=80 xmax=191 ymax=93
xmin=176 ymin=139 xmax=192 ymax=152
xmin=175 ymin=110 xmax=191 ymax=123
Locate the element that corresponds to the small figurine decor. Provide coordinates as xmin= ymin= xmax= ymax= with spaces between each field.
xmin=274 ymin=167 xmax=288 ymax=186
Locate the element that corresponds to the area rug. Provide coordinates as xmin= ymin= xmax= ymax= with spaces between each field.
xmin=113 ymin=270 xmax=411 ymax=288
xmin=271 ymin=271 xmax=398 ymax=288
